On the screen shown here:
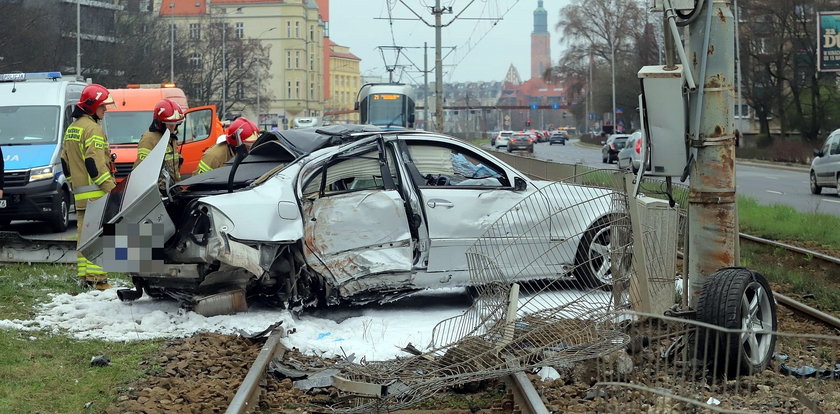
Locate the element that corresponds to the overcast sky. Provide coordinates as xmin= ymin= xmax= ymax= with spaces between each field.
xmin=329 ymin=0 xmax=573 ymax=84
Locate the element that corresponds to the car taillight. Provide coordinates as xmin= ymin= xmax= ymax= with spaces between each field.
xmin=527 ymin=138 xmax=533 ymax=143
xmin=635 ymin=138 xmax=642 ymax=154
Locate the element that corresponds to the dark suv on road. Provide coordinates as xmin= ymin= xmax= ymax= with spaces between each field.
xmin=601 ymin=134 xmax=630 ymax=164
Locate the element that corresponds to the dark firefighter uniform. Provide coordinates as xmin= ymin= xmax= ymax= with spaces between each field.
xmin=194 ymin=142 xmax=234 ymax=175
xmin=133 ymin=130 xmax=182 ymax=190
xmin=60 ymin=114 xmax=116 ymax=286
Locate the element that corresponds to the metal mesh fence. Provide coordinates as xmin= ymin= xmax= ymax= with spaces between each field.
xmin=580 ymin=311 xmax=840 ymax=413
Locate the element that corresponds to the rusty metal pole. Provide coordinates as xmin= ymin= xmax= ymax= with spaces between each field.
xmin=687 ymin=0 xmax=737 ymax=308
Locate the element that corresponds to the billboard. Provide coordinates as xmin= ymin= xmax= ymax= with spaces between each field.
xmin=818 ymin=11 xmax=840 ymax=72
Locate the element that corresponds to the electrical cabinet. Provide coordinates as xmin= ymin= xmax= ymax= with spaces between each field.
xmin=650 ymin=0 xmax=696 ymax=11
xmin=638 ymin=65 xmax=688 ymax=177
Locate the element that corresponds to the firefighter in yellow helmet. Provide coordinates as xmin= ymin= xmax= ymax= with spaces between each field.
xmin=193 ymin=117 xmax=259 ymax=175
xmin=132 ymin=99 xmax=185 ymax=191
xmin=60 ymin=83 xmax=117 ymax=290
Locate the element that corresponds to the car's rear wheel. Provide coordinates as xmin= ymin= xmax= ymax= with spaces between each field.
xmin=836 ymin=175 xmax=840 ymax=196
xmin=810 ymin=171 xmax=822 ymax=194
xmin=48 ymin=189 xmax=70 ymax=233
xmin=602 ymin=153 xmax=608 ymax=163
xmin=574 ymin=217 xmax=613 ymax=289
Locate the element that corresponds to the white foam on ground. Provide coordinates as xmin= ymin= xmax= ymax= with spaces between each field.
xmin=0 ymin=288 xmax=470 ymax=361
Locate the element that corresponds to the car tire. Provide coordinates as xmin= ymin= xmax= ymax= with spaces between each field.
xmin=836 ymin=175 xmax=840 ymax=196
xmin=602 ymin=153 xmax=608 ymax=163
xmin=810 ymin=171 xmax=822 ymax=195
xmin=573 ymin=216 xmax=614 ymax=289
xmin=528 ymin=147 xmax=534 ymax=153
xmin=0 ymin=219 xmax=10 ymax=227
xmin=549 ymin=142 xmax=554 ymax=146
xmin=696 ymin=267 xmax=777 ymax=378
xmin=48 ymin=189 xmax=70 ymax=233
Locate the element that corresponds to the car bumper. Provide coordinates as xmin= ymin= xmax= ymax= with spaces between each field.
xmin=550 ymin=139 xmax=566 ymax=144
xmin=0 ymin=179 xmax=63 ymax=220
xmin=508 ymin=143 xmax=534 ymax=151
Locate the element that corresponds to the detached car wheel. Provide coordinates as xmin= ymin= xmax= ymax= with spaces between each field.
xmin=48 ymin=189 xmax=70 ymax=232
xmin=810 ymin=171 xmax=822 ymax=195
xmin=697 ymin=267 xmax=777 ymax=377
xmin=574 ymin=217 xmax=613 ymax=289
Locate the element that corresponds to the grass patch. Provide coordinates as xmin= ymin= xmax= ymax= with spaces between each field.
xmin=738 ymin=196 xmax=840 ymax=250
xmin=0 ymin=263 xmax=159 ymax=413
xmin=740 ymin=242 xmax=840 ymax=313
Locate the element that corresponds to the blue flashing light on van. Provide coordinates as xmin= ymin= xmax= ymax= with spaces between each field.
xmin=0 ymin=71 xmax=87 ymax=231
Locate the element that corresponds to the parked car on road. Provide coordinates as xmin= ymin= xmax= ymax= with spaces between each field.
xmin=508 ymin=132 xmax=535 ymax=153
xmin=601 ymin=134 xmax=630 ymax=164
xmin=81 ymin=126 xmax=620 ymax=308
xmin=549 ymin=132 xmax=567 ymax=146
xmin=617 ymin=131 xmax=643 ymax=173
xmin=494 ymin=130 xmax=514 ymax=149
xmin=810 ymin=128 xmax=840 ymax=194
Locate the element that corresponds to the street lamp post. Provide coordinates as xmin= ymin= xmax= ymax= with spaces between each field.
xmin=610 ymin=41 xmax=616 ymax=133
xmin=76 ymin=0 xmax=81 ymax=76
xmin=222 ymin=24 xmax=227 ymax=120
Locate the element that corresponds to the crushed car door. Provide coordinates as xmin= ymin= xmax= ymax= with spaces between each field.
xmin=300 ymin=139 xmax=415 ymax=287
xmin=399 ymin=139 xmax=548 ymax=276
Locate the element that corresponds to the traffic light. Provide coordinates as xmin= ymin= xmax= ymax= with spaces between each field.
xmin=526 ymin=119 xmax=531 ymax=127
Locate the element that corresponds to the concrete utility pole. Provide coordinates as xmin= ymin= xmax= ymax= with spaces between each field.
xmin=687 ymin=0 xmax=737 ymax=307
xmin=434 ymin=0 xmax=444 ymax=132
xmin=222 ymin=24 xmax=227 ymax=119
xmin=170 ymin=24 xmax=175 ymax=83
xmin=424 ymin=42 xmax=429 ymax=129
xmin=76 ymin=0 xmax=81 ymax=76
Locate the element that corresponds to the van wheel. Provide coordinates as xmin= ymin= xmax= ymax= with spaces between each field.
xmin=48 ymin=189 xmax=70 ymax=233
xmin=810 ymin=171 xmax=822 ymax=194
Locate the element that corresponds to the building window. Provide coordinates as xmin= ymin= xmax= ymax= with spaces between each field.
xmin=310 ymin=82 xmax=314 ymax=99
xmin=189 ymin=23 xmax=200 ymax=40
xmin=236 ymin=56 xmax=244 ymax=69
xmin=286 ymin=21 xmax=291 ymax=37
xmin=236 ymin=82 xmax=244 ymax=100
xmin=235 ymin=22 xmax=244 ymax=39
xmin=295 ymin=21 xmax=300 ymax=38
xmin=309 ymin=54 xmax=314 ymax=71
xmin=286 ymin=51 xmax=291 ymax=68
xmin=295 ymin=51 xmax=300 ymax=68
xmin=324 ymin=21 xmax=329 ymax=37
xmin=295 ymin=81 xmax=300 ymax=98
xmin=189 ymin=53 xmax=202 ymax=70
xmin=287 ymin=81 xmax=292 ymax=98
xmin=309 ymin=25 xmax=314 ymax=41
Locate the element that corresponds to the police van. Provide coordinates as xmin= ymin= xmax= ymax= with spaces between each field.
xmin=0 ymin=72 xmax=88 ymax=231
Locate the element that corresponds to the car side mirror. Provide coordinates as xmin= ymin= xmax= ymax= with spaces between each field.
xmin=815 ymin=149 xmax=825 ymax=158
xmin=354 ymin=102 xmax=359 ymax=110
xmin=514 ymin=177 xmax=527 ymax=192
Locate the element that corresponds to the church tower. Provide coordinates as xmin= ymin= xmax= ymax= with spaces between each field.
xmin=531 ymin=0 xmax=550 ymax=80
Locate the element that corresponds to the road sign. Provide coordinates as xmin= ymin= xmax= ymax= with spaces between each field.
xmin=551 ymin=103 xmax=559 ymax=109
xmin=530 ymin=104 xmax=538 ymax=110
xmin=588 ymin=113 xmax=595 ymax=120
xmin=504 ymin=115 xmax=510 ymax=121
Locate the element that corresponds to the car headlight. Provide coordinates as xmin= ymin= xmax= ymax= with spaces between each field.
xmin=29 ymin=165 xmax=54 ymax=182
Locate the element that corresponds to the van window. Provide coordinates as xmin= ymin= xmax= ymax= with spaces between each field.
xmin=181 ymin=108 xmax=213 ymax=143
xmin=103 ymin=111 xmax=150 ymax=144
xmin=0 ymin=106 xmax=60 ymax=144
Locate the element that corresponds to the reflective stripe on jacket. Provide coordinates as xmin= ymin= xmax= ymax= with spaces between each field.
xmin=133 ymin=130 xmax=182 ymax=186
xmin=193 ymin=143 xmax=234 ymax=175
xmin=60 ymin=115 xmax=115 ymax=210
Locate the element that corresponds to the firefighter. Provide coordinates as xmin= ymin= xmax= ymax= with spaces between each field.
xmin=60 ymin=83 xmax=117 ymax=290
xmin=193 ymin=117 xmax=259 ymax=175
xmin=132 ymin=99 xmax=185 ymax=191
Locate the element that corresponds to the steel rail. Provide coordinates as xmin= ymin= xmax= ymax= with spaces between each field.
xmin=225 ymin=331 xmax=286 ymax=414
xmin=506 ymin=372 xmax=549 ymax=414
xmin=739 ymin=232 xmax=840 ymax=266
xmin=773 ymin=292 xmax=840 ymax=331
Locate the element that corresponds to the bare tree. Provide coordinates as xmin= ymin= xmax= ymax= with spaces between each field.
xmin=553 ymin=0 xmax=647 ymax=130
xmin=175 ymin=18 xmax=271 ymax=119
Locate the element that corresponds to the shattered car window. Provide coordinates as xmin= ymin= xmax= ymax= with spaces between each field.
xmin=407 ymin=143 xmax=505 ymax=187
xmin=301 ymin=147 xmax=399 ymax=198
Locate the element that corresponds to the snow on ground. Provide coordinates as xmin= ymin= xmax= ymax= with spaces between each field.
xmin=0 ymin=287 xmax=473 ymax=361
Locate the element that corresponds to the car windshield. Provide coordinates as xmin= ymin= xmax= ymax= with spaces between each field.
xmin=103 ymin=111 xmax=152 ymax=144
xmin=367 ymin=95 xmax=406 ymax=127
xmin=500 ymin=132 xmax=512 ymax=137
xmin=612 ymin=137 xmax=628 ymax=149
xmin=0 ymin=106 xmax=60 ymax=145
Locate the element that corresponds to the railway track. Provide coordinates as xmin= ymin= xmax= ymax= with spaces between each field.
xmin=224 ymin=328 xmax=550 ymax=414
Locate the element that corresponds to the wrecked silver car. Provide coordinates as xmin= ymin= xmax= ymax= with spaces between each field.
xmin=80 ymin=125 xmax=619 ymax=310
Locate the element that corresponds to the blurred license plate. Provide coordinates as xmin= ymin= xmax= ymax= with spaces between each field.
xmin=0 ymin=200 xmax=5 ymax=208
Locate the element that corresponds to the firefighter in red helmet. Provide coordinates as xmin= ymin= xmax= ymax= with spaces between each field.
xmin=194 ymin=117 xmax=259 ymax=175
xmin=60 ymin=83 xmax=116 ymax=290
xmin=132 ymin=99 xmax=185 ymax=191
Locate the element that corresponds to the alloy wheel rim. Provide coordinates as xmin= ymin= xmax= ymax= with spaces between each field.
xmin=739 ymin=281 xmax=774 ymax=366
xmin=587 ymin=227 xmax=612 ymax=284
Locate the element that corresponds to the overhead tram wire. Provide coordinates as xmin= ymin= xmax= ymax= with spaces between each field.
xmin=446 ymin=0 xmax=521 ymax=79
